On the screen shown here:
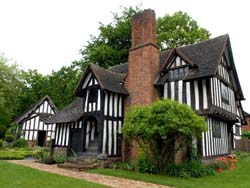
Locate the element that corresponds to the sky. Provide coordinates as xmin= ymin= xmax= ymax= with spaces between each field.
xmin=0 ymin=0 xmax=250 ymax=111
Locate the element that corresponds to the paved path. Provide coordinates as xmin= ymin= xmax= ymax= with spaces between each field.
xmin=8 ymin=160 xmax=171 ymax=188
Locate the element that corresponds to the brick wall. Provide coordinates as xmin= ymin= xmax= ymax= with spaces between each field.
xmin=123 ymin=9 xmax=160 ymax=161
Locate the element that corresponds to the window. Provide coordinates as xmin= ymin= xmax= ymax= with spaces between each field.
xmin=235 ymin=126 xmax=240 ymax=136
xmin=168 ymin=67 xmax=189 ymax=81
xmin=212 ymin=123 xmax=221 ymax=138
xmin=88 ymin=88 xmax=98 ymax=102
xmin=221 ymin=82 xmax=229 ymax=103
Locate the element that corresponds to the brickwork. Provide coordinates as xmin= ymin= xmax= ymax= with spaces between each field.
xmin=123 ymin=9 xmax=160 ymax=161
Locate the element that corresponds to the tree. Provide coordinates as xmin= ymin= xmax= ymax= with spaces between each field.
xmin=79 ymin=7 xmax=210 ymax=69
xmin=122 ymin=99 xmax=207 ymax=172
xmin=0 ymin=55 xmax=23 ymax=138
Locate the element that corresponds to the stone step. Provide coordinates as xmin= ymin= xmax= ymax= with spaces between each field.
xmin=58 ymin=162 xmax=99 ymax=171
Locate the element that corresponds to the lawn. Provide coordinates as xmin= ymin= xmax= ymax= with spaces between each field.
xmin=89 ymin=157 xmax=250 ymax=188
xmin=0 ymin=161 xmax=108 ymax=188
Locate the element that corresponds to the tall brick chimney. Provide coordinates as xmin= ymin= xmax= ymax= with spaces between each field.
xmin=123 ymin=9 xmax=160 ymax=161
xmin=125 ymin=9 xmax=160 ymax=107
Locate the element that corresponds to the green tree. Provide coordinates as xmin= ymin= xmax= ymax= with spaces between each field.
xmin=123 ymin=99 xmax=207 ymax=172
xmin=79 ymin=7 xmax=210 ymax=69
xmin=0 ymin=55 xmax=23 ymax=138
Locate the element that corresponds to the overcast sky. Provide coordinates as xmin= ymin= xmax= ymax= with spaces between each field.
xmin=0 ymin=0 xmax=250 ymax=111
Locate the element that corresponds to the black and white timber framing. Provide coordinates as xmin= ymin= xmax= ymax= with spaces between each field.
xmin=48 ymin=64 xmax=126 ymax=157
xmin=160 ymin=38 xmax=245 ymax=158
xmin=48 ymin=34 xmax=245 ymax=159
xmin=14 ymin=96 xmax=57 ymax=146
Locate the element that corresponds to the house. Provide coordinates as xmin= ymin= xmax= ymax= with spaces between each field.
xmin=46 ymin=9 xmax=245 ymax=160
xmin=14 ymin=95 xmax=58 ymax=147
xmin=242 ymin=111 xmax=250 ymax=132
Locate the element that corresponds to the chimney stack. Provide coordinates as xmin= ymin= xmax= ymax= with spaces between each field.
xmin=125 ymin=9 xmax=160 ymax=107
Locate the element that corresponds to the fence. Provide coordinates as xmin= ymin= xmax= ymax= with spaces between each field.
xmin=235 ymin=139 xmax=250 ymax=152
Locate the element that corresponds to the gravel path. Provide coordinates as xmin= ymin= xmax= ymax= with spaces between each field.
xmin=8 ymin=160 xmax=171 ymax=188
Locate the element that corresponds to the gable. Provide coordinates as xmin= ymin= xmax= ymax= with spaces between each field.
xmin=81 ymin=72 xmax=99 ymax=90
xmin=74 ymin=64 xmax=128 ymax=97
xmin=34 ymin=99 xmax=56 ymax=114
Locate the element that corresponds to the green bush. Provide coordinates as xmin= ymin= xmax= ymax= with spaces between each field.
xmin=53 ymin=153 xmax=66 ymax=164
xmin=35 ymin=148 xmax=55 ymax=164
xmin=242 ymin=132 xmax=250 ymax=139
xmin=12 ymin=139 xmax=28 ymax=148
xmin=5 ymin=134 xmax=14 ymax=143
xmin=232 ymin=150 xmax=250 ymax=160
xmin=164 ymin=161 xmax=215 ymax=178
xmin=0 ymin=139 xmax=3 ymax=148
xmin=115 ymin=162 xmax=135 ymax=171
xmin=135 ymin=154 xmax=156 ymax=174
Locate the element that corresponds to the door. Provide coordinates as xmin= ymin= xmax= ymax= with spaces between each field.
xmin=70 ymin=129 xmax=82 ymax=153
xmin=37 ymin=131 xmax=46 ymax=147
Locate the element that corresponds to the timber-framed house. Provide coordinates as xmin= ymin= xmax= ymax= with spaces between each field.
xmin=46 ymin=9 xmax=245 ymax=160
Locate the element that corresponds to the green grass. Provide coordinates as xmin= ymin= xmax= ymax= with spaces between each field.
xmin=0 ymin=161 xmax=108 ymax=188
xmin=89 ymin=157 xmax=250 ymax=188
xmin=0 ymin=147 xmax=39 ymax=160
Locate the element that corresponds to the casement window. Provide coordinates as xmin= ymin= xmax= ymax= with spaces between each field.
xmin=212 ymin=123 xmax=221 ymax=138
xmin=88 ymin=88 xmax=98 ymax=102
xmin=168 ymin=67 xmax=189 ymax=81
xmin=221 ymin=82 xmax=229 ymax=104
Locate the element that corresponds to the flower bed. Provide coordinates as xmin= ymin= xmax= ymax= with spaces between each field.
xmin=213 ymin=154 xmax=237 ymax=172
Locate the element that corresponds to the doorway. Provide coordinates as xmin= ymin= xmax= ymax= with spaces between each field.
xmin=37 ymin=131 xmax=46 ymax=147
xmin=70 ymin=128 xmax=82 ymax=153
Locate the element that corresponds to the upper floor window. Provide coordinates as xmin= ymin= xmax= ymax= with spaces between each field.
xmin=88 ymin=88 xmax=98 ymax=102
xmin=221 ymin=82 xmax=229 ymax=104
xmin=168 ymin=67 xmax=188 ymax=81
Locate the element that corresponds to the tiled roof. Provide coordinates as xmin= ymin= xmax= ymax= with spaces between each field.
xmin=44 ymin=98 xmax=83 ymax=124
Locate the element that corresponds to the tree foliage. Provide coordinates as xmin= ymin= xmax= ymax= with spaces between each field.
xmin=123 ymin=99 xmax=207 ymax=172
xmin=0 ymin=55 xmax=23 ymax=138
xmin=80 ymin=7 xmax=210 ymax=68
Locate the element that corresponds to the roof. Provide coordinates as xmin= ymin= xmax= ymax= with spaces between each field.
xmin=74 ymin=64 xmax=128 ymax=96
xmin=161 ymin=34 xmax=228 ymax=79
xmin=13 ymin=95 xmax=58 ymax=124
xmin=44 ymin=98 xmax=83 ymax=124
xmin=109 ymin=63 xmax=128 ymax=74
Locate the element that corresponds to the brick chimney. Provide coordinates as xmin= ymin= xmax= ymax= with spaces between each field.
xmin=123 ymin=9 xmax=160 ymax=161
xmin=125 ymin=9 xmax=160 ymax=107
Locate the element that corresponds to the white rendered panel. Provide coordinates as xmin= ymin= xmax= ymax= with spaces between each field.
xmin=118 ymin=121 xmax=122 ymax=134
xmin=82 ymin=73 xmax=92 ymax=89
xmin=164 ymin=82 xmax=168 ymax=99
xmin=85 ymin=121 xmax=90 ymax=148
xmin=170 ymin=82 xmax=175 ymax=100
xmin=104 ymin=93 xmax=108 ymax=115
xmin=178 ymin=80 xmax=183 ymax=103
xmin=97 ymin=89 xmax=101 ymax=111
xmin=109 ymin=93 xmax=113 ymax=116
xmin=119 ymin=96 xmax=122 ymax=117
xmin=108 ymin=121 xmax=112 ymax=155
xmin=202 ymin=79 xmax=208 ymax=109
xmin=194 ymin=81 xmax=199 ymax=110
xmin=84 ymin=90 xmax=89 ymax=112
xmin=102 ymin=120 xmax=107 ymax=154
xmin=186 ymin=82 xmax=191 ymax=106
xmin=114 ymin=94 xmax=118 ymax=117
xmin=66 ymin=124 xmax=69 ymax=146
xmin=113 ymin=121 xmax=117 ymax=155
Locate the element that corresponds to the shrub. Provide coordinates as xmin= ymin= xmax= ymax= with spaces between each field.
xmin=242 ymin=131 xmax=250 ymax=139
xmin=12 ymin=139 xmax=28 ymax=148
xmin=115 ymin=162 xmax=135 ymax=171
xmin=0 ymin=139 xmax=3 ymax=148
xmin=5 ymin=134 xmax=14 ymax=143
xmin=34 ymin=148 xmax=54 ymax=164
xmin=53 ymin=153 xmax=66 ymax=164
xmin=232 ymin=150 xmax=250 ymax=159
xmin=164 ymin=161 xmax=215 ymax=178
xmin=135 ymin=152 xmax=156 ymax=174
